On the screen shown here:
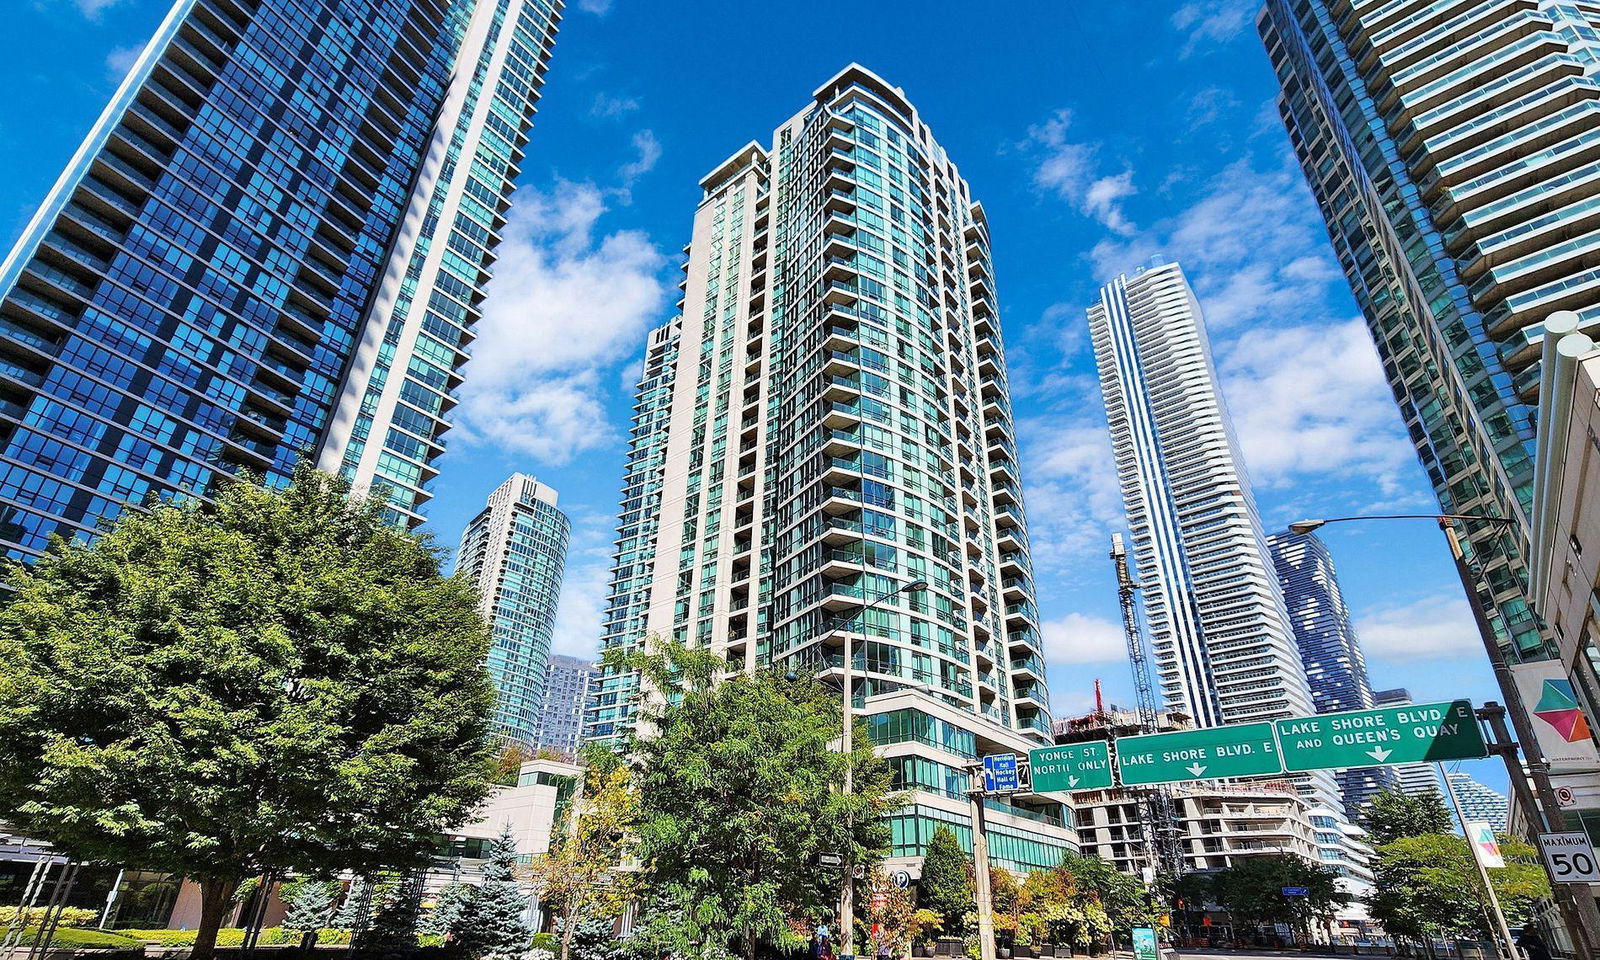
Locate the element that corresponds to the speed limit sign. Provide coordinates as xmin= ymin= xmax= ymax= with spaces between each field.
xmin=1539 ymin=833 xmax=1600 ymax=883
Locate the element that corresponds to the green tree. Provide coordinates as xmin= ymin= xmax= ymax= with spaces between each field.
xmin=334 ymin=878 xmax=375 ymax=931
xmin=0 ymin=466 xmax=498 ymax=960
xmin=1369 ymin=833 xmax=1550 ymax=945
xmin=420 ymin=883 xmax=473 ymax=937
xmin=1207 ymin=856 xmax=1344 ymax=940
xmin=358 ymin=873 xmax=423 ymax=957
xmin=454 ymin=824 xmax=534 ymax=959
xmin=528 ymin=754 xmax=638 ymax=960
xmin=1018 ymin=861 xmax=1110 ymax=949
xmin=1361 ymin=787 xmax=1452 ymax=846
xmin=1057 ymin=852 xmax=1147 ymax=932
xmin=281 ymin=879 xmax=341 ymax=941
xmin=918 ymin=826 xmax=973 ymax=935
xmin=616 ymin=638 xmax=898 ymax=960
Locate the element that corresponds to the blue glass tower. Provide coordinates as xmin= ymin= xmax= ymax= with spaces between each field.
xmin=1268 ymin=530 xmax=1397 ymax=815
xmin=0 ymin=0 xmax=561 ymax=558
xmin=456 ymin=474 xmax=570 ymax=748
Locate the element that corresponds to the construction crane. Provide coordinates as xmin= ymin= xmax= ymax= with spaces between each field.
xmin=1109 ymin=534 xmax=1185 ymax=880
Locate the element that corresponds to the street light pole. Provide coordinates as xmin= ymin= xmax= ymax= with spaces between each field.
xmin=837 ymin=576 xmax=926 ymax=960
xmin=1440 ymin=761 xmax=1518 ymax=960
xmin=1289 ymin=513 xmax=1600 ymax=953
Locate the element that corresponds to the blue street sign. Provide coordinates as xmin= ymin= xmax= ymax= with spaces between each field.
xmin=1282 ymin=887 xmax=1308 ymax=897
xmin=982 ymin=753 xmax=1020 ymax=793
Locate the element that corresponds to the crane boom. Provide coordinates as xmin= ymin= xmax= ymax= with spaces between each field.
xmin=1109 ymin=533 xmax=1184 ymax=880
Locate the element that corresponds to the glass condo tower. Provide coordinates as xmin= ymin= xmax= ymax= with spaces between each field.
xmin=0 ymin=0 xmax=561 ymax=556
xmin=585 ymin=65 xmax=1077 ymax=873
xmin=456 ymin=473 xmax=570 ymax=749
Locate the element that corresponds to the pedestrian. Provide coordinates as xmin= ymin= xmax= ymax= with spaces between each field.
xmin=1515 ymin=925 xmax=1552 ymax=960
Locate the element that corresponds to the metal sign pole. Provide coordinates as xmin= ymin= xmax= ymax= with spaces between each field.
xmin=1441 ymin=763 xmax=1516 ymax=960
xmin=967 ymin=777 xmax=996 ymax=960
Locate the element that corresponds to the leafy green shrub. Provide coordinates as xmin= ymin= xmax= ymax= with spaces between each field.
xmin=531 ymin=932 xmax=560 ymax=952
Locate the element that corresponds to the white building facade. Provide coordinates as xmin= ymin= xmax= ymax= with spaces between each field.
xmin=1089 ymin=263 xmax=1322 ymax=731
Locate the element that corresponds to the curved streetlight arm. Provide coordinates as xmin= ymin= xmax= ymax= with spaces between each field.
xmin=1288 ymin=513 xmax=1516 ymax=535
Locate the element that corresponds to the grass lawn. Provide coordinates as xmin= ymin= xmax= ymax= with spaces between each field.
xmin=0 ymin=926 xmax=142 ymax=948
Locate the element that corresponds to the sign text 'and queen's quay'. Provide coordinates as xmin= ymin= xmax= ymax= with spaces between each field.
xmin=1022 ymin=700 xmax=1485 ymax=791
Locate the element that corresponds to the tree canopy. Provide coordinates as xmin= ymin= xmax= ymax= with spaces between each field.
xmin=1369 ymin=833 xmax=1550 ymax=943
xmin=0 ymin=465 xmax=497 ymax=958
xmin=1206 ymin=856 xmax=1344 ymax=938
xmin=1361 ymin=787 xmax=1452 ymax=846
xmin=615 ymin=638 xmax=898 ymax=960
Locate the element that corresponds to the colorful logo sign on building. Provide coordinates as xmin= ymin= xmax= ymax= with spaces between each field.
xmin=1534 ymin=677 xmax=1593 ymax=743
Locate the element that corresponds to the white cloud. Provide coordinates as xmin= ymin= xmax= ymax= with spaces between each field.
xmin=1022 ymin=110 xmax=1138 ymax=236
xmin=576 ymin=0 xmax=612 ymax=13
xmin=591 ymin=93 xmax=640 ymax=118
xmin=617 ymin=130 xmax=661 ymax=192
xmin=1017 ymin=413 xmax=1126 ymax=575
xmin=455 ymin=180 xmax=667 ymax=463
xmin=1217 ymin=318 xmax=1415 ymax=490
xmin=70 ymin=0 xmax=125 ymax=18
xmin=1356 ymin=593 xmax=1482 ymax=663
xmin=1170 ymin=0 xmax=1258 ymax=57
xmin=1083 ymin=170 xmax=1137 ymax=236
xmin=1186 ymin=85 xmax=1240 ymax=127
xmin=1042 ymin=612 xmax=1127 ymax=666
xmin=548 ymin=511 xmax=616 ymax=660
xmin=1090 ymin=158 xmax=1340 ymax=325
xmin=104 ymin=44 xmax=141 ymax=82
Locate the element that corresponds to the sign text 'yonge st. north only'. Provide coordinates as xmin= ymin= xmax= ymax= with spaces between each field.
xmin=1276 ymin=699 xmax=1485 ymax=772
xmin=1029 ymin=742 xmax=1114 ymax=792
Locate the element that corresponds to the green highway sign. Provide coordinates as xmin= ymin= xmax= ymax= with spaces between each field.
xmin=1029 ymin=742 xmax=1114 ymax=792
xmin=1116 ymin=722 xmax=1283 ymax=786
xmin=1276 ymin=699 xmax=1485 ymax=772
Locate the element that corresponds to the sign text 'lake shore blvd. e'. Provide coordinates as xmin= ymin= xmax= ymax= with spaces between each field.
xmin=1115 ymin=722 xmax=1283 ymax=786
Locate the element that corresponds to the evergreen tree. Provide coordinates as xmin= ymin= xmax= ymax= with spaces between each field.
xmin=282 ymin=880 xmax=340 ymax=936
xmin=453 ymin=824 xmax=534 ymax=959
xmin=561 ymin=914 xmax=619 ymax=960
xmin=421 ymin=884 xmax=473 ymax=937
xmin=334 ymin=878 xmax=374 ymax=931
xmin=918 ymin=826 xmax=973 ymax=935
xmin=357 ymin=873 xmax=423 ymax=959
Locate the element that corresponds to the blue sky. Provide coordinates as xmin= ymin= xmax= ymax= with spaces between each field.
xmin=2 ymin=0 xmax=1508 ymax=788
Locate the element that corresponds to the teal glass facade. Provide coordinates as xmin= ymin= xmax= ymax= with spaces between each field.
xmin=0 ymin=0 xmax=561 ymax=557
xmin=1259 ymin=0 xmax=1600 ymax=659
xmin=583 ymin=67 xmax=1076 ymax=865
xmin=457 ymin=474 xmax=570 ymax=748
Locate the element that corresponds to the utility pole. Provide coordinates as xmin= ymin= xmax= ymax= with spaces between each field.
xmin=1442 ymin=521 xmax=1600 ymax=954
xmin=968 ymin=782 xmax=997 ymax=960
xmin=1440 ymin=762 xmax=1517 ymax=960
